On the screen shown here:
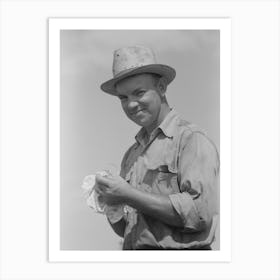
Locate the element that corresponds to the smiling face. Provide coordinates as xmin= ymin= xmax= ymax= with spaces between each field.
xmin=115 ymin=73 xmax=169 ymax=133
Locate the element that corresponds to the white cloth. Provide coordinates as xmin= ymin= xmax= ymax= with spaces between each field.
xmin=81 ymin=171 xmax=124 ymax=223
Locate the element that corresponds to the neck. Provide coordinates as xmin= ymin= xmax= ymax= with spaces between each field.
xmin=146 ymin=104 xmax=171 ymax=134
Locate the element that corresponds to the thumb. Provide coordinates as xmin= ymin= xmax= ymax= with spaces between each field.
xmin=95 ymin=174 xmax=112 ymax=186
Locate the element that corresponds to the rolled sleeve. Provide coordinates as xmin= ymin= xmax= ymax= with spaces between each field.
xmin=169 ymin=192 xmax=206 ymax=232
xmin=171 ymin=131 xmax=219 ymax=232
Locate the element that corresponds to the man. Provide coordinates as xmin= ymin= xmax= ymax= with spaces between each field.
xmin=96 ymin=45 xmax=219 ymax=250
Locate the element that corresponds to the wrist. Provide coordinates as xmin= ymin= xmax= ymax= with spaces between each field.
xmin=121 ymin=184 xmax=137 ymax=205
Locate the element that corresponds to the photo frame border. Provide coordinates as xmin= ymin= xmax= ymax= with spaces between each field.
xmin=1 ymin=1 xmax=279 ymax=279
xmin=49 ymin=17 xmax=231 ymax=262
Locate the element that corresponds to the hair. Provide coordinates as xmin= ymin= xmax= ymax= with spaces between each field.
xmin=149 ymin=73 xmax=162 ymax=86
xmin=151 ymin=73 xmax=168 ymax=100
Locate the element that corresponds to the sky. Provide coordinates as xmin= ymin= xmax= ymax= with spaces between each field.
xmin=60 ymin=30 xmax=220 ymax=250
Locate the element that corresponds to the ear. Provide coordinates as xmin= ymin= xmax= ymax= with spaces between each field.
xmin=157 ymin=77 xmax=167 ymax=96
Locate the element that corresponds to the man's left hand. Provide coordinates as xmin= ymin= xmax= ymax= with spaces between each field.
xmin=95 ymin=174 xmax=131 ymax=205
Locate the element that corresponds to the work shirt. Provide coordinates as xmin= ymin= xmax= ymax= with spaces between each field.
xmin=119 ymin=109 xmax=220 ymax=250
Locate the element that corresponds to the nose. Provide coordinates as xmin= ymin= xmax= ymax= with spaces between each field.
xmin=127 ymin=97 xmax=139 ymax=110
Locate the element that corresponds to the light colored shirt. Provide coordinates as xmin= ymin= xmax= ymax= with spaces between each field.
xmin=120 ymin=109 xmax=220 ymax=250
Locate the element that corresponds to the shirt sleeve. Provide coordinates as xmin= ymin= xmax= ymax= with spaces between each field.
xmin=169 ymin=131 xmax=220 ymax=232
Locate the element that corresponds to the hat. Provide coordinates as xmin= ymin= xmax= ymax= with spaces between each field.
xmin=100 ymin=45 xmax=176 ymax=95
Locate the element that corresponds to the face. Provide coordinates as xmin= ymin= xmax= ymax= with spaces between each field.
xmin=115 ymin=74 xmax=164 ymax=132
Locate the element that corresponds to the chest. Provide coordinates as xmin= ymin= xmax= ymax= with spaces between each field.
xmin=123 ymin=136 xmax=181 ymax=195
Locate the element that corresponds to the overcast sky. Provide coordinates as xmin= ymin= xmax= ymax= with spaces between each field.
xmin=60 ymin=30 xmax=220 ymax=250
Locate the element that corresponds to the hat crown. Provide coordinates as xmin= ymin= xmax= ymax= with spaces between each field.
xmin=113 ymin=46 xmax=157 ymax=77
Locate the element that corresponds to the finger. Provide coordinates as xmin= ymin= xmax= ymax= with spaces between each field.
xmin=96 ymin=174 xmax=112 ymax=185
xmin=95 ymin=183 xmax=106 ymax=193
xmin=94 ymin=185 xmax=102 ymax=194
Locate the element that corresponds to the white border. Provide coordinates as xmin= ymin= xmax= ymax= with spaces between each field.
xmin=49 ymin=18 xmax=231 ymax=262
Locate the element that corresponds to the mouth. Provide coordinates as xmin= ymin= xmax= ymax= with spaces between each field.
xmin=131 ymin=109 xmax=145 ymax=116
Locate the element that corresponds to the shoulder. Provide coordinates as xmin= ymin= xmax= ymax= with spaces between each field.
xmin=174 ymin=115 xmax=203 ymax=144
xmin=175 ymin=116 xmax=219 ymax=161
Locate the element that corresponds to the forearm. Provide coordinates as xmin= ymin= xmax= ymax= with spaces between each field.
xmin=123 ymin=187 xmax=183 ymax=227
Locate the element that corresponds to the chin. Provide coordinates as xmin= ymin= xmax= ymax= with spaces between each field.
xmin=140 ymin=121 xmax=155 ymax=130
xmin=130 ymin=114 xmax=154 ymax=129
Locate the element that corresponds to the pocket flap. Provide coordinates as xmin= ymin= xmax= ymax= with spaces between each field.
xmin=157 ymin=165 xmax=170 ymax=173
xmin=146 ymin=162 xmax=177 ymax=173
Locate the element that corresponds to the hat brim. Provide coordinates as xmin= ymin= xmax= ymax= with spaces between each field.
xmin=100 ymin=64 xmax=176 ymax=95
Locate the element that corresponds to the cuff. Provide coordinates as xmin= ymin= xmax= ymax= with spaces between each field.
xmin=105 ymin=205 xmax=125 ymax=224
xmin=169 ymin=192 xmax=206 ymax=232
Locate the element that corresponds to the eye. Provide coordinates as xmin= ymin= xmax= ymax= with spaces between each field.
xmin=135 ymin=90 xmax=145 ymax=97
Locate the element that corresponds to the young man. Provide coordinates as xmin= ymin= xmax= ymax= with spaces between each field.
xmin=96 ymin=45 xmax=219 ymax=250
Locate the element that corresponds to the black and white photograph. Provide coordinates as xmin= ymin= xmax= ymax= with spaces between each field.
xmin=61 ymin=30 xmax=220 ymax=251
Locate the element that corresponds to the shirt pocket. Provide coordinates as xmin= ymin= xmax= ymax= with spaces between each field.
xmin=142 ymin=164 xmax=180 ymax=195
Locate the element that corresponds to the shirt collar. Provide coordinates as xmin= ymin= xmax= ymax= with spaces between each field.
xmin=158 ymin=108 xmax=178 ymax=138
xmin=135 ymin=109 xmax=179 ymax=146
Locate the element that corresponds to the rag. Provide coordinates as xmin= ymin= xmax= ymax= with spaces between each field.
xmin=81 ymin=171 xmax=124 ymax=223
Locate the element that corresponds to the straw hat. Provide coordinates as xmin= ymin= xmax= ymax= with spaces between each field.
xmin=100 ymin=45 xmax=176 ymax=95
